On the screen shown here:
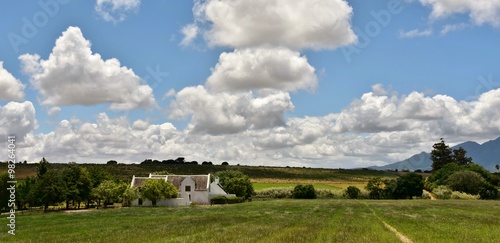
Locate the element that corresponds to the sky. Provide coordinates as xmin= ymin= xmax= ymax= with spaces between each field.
xmin=1 ymin=0 xmax=500 ymax=168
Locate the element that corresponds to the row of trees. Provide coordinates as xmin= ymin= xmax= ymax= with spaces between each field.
xmin=0 ymin=158 xmax=133 ymax=211
xmin=140 ymin=158 xmax=229 ymax=166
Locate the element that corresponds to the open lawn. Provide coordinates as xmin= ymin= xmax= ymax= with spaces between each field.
xmin=3 ymin=199 xmax=499 ymax=242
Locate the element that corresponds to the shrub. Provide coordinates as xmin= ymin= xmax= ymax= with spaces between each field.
xmin=451 ymin=191 xmax=479 ymax=200
xmin=292 ymin=184 xmax=316 ymax=199
xmin=255 ymin=188 xmax=292 ymax=199
xmin=344 ymin=186 xmax=361 ymax=199
xmin=433 ymin=186 xmax=452 ymax=199
xmin=446 ymin=171 xmax=485 ymax=195
xmin=227 ymin=196 xmax=244 ymax=204
xmin=479 ymin=183 xmax=499 ymax=200
xmin=210 ymin=196 xmax=228 ymax=204
xmin=316 ymin=189 xmax=344 ymax=199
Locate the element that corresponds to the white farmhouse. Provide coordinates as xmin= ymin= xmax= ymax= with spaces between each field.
xmin=130 ymin=173 xmax=233 ymax=206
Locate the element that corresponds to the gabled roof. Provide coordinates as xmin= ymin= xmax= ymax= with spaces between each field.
xmin=166 ymin=175 xmax=209 ymax=191
xmin=131 ymin=174 xmax=211 ymax=191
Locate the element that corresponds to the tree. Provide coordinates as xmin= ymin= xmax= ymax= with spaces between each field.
xmin=61 ymin=164 xmax=92 ymax=209
xmin=221 ymin=161 xmax=229 ymax=166
xmin=292 ymin=184 xmax=316 ymax=199
xmin=106 ymin=160 xmax=118 ymax=165
xmin=345 ymin=186 xmax=361 ymax=199
xmin=214 ymin=170 xmax=254 ymax=199
xmin=31 ymin=170 xmax=67 ymax=211
xmin=431 ymin=139 xmax=453 ymax=171
xmin=140 ymin=179 xmax=178 ymax=206
xmin=91 ymin=180 xmax=122 ymax=208
xmin=452 ymin=147 xmax=472 ymax=165
xmin=393 ymin=172 xmax=424 ymax=199
xmin=37 ymin=157 xmax=49 ymax=178
xmin=16 ymin=176 xmax=36 ymax=210
xmin=122 ymin=187 xmax=140 ymax=207
xmin=366 ymin=177 xmax=384 ymax=199
xmin=496 ymin=164 xmax=499 ymax=173
xmin=445 ymin=171 xmax=486 ymax=195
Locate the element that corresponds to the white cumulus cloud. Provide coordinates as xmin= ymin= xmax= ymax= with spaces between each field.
xmin=420 ymin=0 xmax=500 ymax=27
xmin=206 ymin=48 xmax=317 ymax=92
xmin=170 ymin=86 xmax=293 ymax=135
xmin=185 ymin=0 xmax=356 ymax=50
xmin=95 ymin=0 xmax=141 ymax=23
xmin=19 ymin=26 xmax=156 ymax=110
xmin=0 ymin=61 xmax=25 ymax=101
xmin=0 ymin=101 xmax=38 ymax=142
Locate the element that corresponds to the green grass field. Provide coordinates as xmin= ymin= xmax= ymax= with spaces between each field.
xmin=3 ymin=199 xmax=499 ymax=243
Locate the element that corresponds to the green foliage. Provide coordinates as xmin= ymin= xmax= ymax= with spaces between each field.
xmin=344 ymin=186 xmax=361 ymax=199
xmin=394 ymin=172 xmax=424 ymax=199
xmin=226 ymin=196 xmax=244 ymax=204
xmin=366 ymin=177 xmax=384 ymax=199
xmin=214 ymin=170 xmax=254 ymax=199
xmin=433 ymin=186 xmax=452 ymax=199
xmin=122 ymin=187 xmax=140 ymax=207
xmin=452 ymin=147 xmax=472 ymax=165
xmin=92 ymin=180 xmax=124 ymax=207
xmin=292 ymin=184 xmax=316 ymax=199
xmin=210 ymin=195 xmax=227 ymax=204
xmin=61 ymin=164 xmax=93 ymax=208
xmin=451 ymin=191 xmax=479 ymax=200
xmin=445 ymin=171 xmax=485 ymax=195
xmin=36 ymin=157 xmax=49 ymax=178
xmin=31 ymin=169 xmax=67 ymax=211
xmin=0 ymin=172 xmax=10 ymax=211
xmin=140 ymin=179 xmax=178 ymax=206
xmin=16 ymin=176 xmax=37 ymax=209
xmin=478 ymin=183 xmax=499 ymax=200
xmin=254 ymin=188 xmax=292 ymax=199
xmin=431 ymin=138 xmax=454 ymax=171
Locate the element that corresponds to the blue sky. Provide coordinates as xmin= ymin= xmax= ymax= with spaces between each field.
xmin=1 ymin=0 xmax=500 ymax=168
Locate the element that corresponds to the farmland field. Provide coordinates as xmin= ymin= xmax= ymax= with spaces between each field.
xmin=3 ymin=199 xmax=499 ymax=243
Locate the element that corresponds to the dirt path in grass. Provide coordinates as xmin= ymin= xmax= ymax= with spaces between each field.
xmin=382 ymin=221 xmax=414 ymax=243
xmin=363 ymin=202 xmax=414 ymax=243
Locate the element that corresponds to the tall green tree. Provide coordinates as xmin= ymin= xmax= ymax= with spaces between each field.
xmin=452 ymin=147 xmax=472 ymax=165
xmin=431 ymin=138 xmax=454 ymax=171
xmin=393 ymin=172 xmax=424 ymax=199
xmin=36 ymin=157 xmax=49 ymax=178
xmin=214 ymin=170 xmax=254 ymax=199
xmin=140 ymin=179 xmax=177 ymax=206
xmin=123 ymin=187 xmax=139 ymax=207
xmin=31 ymin=170 xmax=67 ymax=211
xmin=366 ymin=177 xmax=384 ymax=199
xmin=91 ymin=180 xmax=122 ymax=208
xmin=16 ymin=176 xmax=36 ymax=210
xmin=496 ymin=164 xmax=499 ymax=173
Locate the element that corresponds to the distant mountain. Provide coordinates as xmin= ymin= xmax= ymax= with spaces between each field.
xmin=370 ymin=137 xmax=500 ymax=172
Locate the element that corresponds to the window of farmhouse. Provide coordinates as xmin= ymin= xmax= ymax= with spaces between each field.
xmin=185 ymin=185 xmax=191 ymax=192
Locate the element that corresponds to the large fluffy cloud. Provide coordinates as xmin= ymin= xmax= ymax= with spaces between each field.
xmin=170 ymin=86 xmax=293 ymax=135
xmin=420 ymin=0 xmax=500 ymax=27
xmin=19 ymin=26 xmax=155 ymax=110
xmin=206 ymin=48 xmax=317 ymax=92
xmin=0 ymin=101 xmax=37 ymax=142
xmin=184 ymin=0 xmax=356 ymax=49
xmin=0 ymin=61 xmax=25 ymax=101
xmin=95 ymin=0 xmax=141 ymax=23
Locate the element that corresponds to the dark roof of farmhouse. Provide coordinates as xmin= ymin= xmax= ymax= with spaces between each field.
xmin=167 ymin=175 xmax=209 ymax=191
